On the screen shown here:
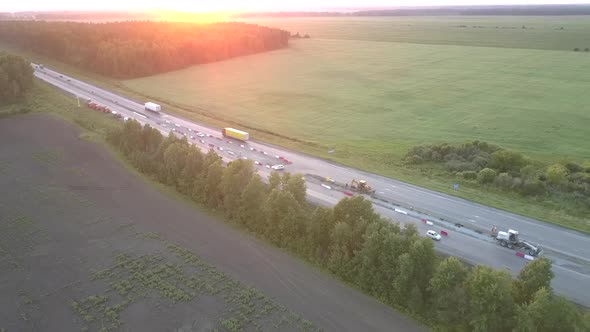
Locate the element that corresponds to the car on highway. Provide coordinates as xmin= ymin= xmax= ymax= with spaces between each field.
xmin=426 ymin=230 xmax=442 ymax=241
xmin=227 ymin=151 xmax=235 ymax=155
xmin=271 ymin=165 xmax=285 ymax=171
xmin=242 ymin=156 xmax=248 ymax=160
xmin=265 ymin=165 xmax=271 ymax=169
xmin=189 ymin=136 xmax=195 ymax=140
xmin=254 ymin=161 xmax=261 ymax=165
xmin=200 ymin=140 xmax=206 ymax=143
xmin=217 ymin=147 xmax=224 ymax=151
xmin=197 ymin=133 xmax=206 ymax=138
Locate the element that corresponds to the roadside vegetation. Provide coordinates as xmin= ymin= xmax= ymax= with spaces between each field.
xmin=106 ymin=118 xmax=590 ymax=331
xmin=0 ymin=21 xmax=290 ymax=78
xmin=405 ymin=141 xmax=590 ymax=232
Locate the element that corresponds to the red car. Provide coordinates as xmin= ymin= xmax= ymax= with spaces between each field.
xmin=344 ymin=191 xmax=354 ymax=197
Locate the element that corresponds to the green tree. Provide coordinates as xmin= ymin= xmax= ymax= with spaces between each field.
xmin=162 ymin=143 xmax=189 ymax=187
xmin=268 ymin=171 xmax=282 ymax=192
xmin=490 ymin=150 xmax=527 ymax=173
xmin=0 ymin=52 xmax=34 ymax=104
xmin=204 ymin=161 xmax=224 ymax=209
xmin=392 ymin=238 xmax=436 ymax=314
xmin=430 ymin=257 xmax=469 ymax=331
xmin=285 ymin=174 xmax=307 ymax=205
xmin=466 ymin=266 xmax=514 ymax=332
xmin=332 ymin=196 xmax=378 ymax=256
xmin=515 ymin=288 xmax=584 ymax=332
xmin=546 ymin=164 xmax=568 ymax=185
xmin=327 ymin=222 xmax=355 ymax=280
xmin=264 ymin=189 xmax=300 ymax=246
xmin=238 ymin=175 xmax=268 ymax=232
xmin=512 ymin=257 xmax=554 ymax=304
xmin=477 ymin=168 xmax=497 ymax=184
xmin=222 ymin=159 xmax=254 ymax=220
xmin=307 ymin=206 xmax=335 ymax=262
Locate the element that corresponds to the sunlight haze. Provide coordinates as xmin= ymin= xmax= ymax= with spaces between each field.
xmin=3 ymin=0 xmax=590 ymax=12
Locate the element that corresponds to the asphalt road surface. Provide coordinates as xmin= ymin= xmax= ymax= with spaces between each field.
xmin=32 ymin=64 xmax=590 ymax=307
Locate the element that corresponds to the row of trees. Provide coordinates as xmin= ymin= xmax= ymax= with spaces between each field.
xmin=406 ymin=141 xmax=590 ymax=214
xmin=0 ymin=52 xmax=34 ymax=104
xmin=0 ymin=21 xmax=290 ymax=78
xmin=108 ymin=121 xmax=589 ymax=331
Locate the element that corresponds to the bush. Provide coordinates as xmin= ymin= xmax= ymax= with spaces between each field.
xmin=546 ymin=164 xmax=568 ymax=186
xmin=490 ymin=150 xmax=528 ymax=173
xmin=446 ymin=160 xmax=477 ymax=172
xmin=511 ymin=177 xmax=523 ymax=190
xmin=405 ymin=154 xmax=423 ymax=165
xmin=574 ymin=48 xmax=580 ymax=52
xmin=494 ymin=173 xmax=513 ymax=190
xmin=564 ymin=161 xmax=584 ymax=173
xmin=521 ymin=180 xmax=546 ymax=196
xmin=463 ymin=171 xmax=478 ymax=180
xmin=478 ymin=168 xmax=497 ymax=184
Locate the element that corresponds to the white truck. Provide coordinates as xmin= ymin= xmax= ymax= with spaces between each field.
xmin=144 ymin=102 xmax=161 ymax=113
xmin=493 ymin=228 xmax=542 ymax=256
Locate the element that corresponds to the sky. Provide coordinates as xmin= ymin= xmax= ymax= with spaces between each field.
xmin=2 ymin=0 xmax=589 ymax=12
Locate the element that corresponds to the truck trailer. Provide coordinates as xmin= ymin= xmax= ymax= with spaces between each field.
xmin=144 ymin=102 xmax=161 ymax=113
xmin=492 ymin=228 xmax=542 ymax=257
xmin=222 ymin=128 xmax=249 ymax=141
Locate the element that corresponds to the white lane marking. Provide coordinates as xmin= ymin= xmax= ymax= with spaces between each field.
xmin=378 ymin=192 xmax=385 ymax=194
xmin=133 ymin=112 xmax=147 ymax=119
xmin=385 ymin=188 xmax=392 ymax=191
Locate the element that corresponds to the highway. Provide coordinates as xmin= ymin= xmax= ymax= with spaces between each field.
xmin=33 ymin=64 xmax=590 ymax=307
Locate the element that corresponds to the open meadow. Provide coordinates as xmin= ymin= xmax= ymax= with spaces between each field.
xmin=124 ymin=17 xmax=590 ymax=164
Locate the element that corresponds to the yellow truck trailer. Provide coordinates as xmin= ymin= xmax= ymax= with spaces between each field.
xmin=222 ymin=128 xmax=249 ymax=141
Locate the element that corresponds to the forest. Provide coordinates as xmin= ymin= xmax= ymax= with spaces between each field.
xmin=107 ymin=120 xmax=590 ymax=331
xmin=0 ymin=21 xmax=290 ymax=78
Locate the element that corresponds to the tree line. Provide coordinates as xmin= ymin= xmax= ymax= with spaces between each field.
xmin=108 ymin=120 xmax=589 ymax=331
xmin=0 ymin=52 xmax=33 ymax=104
xmin=405 ymin=141 xmax=590 ymax=218
xmin=0 ymin=21 xmax=290 ymax=78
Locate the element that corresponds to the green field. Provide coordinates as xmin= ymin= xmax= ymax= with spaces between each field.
xmin=124 ymin=24 xmax=590 ymax=163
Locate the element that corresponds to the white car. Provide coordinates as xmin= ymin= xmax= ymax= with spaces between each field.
xmin=242 ymin=156 xmax=248 ymax=160
xmin=240 ymin=144 xmax=245 ymax=148
xmin=426 ymin=230 xmax=442 ymax=241
xmin=200 ymin=139 xmax=206 ymax=143
xmin=227 ymin=151 xmax=235 ymax=155
xmin=217 ymin=147 xmax=224 ymax=151
xmin=254 ymin=161 xmax=261 ymax=165
xmin=271 ymin=165 xmax=285 ymax=171
xmin=175 ymin=124 xmax=181 ymax=128
xmin=197 ymin=133 xmax=206 ymax=138
xmin=189 ymin=136 xmax=195 ymax=139
xmin=250 ymin=147 xmax=255 ymax=151
xmin=188 ymin=128 xmax=193 ymax=132
xmin=265 ymin=165 xmax=271 ymax=169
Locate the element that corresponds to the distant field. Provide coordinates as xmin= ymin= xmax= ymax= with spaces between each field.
xmin=124 ymin=35 xmax=590 ymax=163
xmin=240 ymin=16 xmax=590 ymax=51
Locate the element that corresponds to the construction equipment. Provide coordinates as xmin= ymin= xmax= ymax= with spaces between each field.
xmin=348 ymin=179 xmax=376 ymax=195
xmin=492 ymin=228 xmax=542 ymax=256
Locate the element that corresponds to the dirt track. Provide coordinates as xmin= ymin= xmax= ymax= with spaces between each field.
xmin=0 ymin=113 xmax=426 ymax=331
